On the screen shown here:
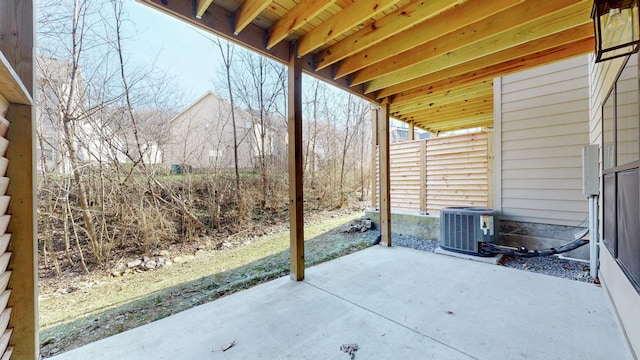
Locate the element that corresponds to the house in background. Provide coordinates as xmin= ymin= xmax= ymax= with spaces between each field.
xmin=114 ymin=108 xmax=173 ymax=167
xmin=36 ymin=57 xmax=128 ymax=174
xmin=165 ymin=91 xmax=286 ymax=171
xmin=389 ymin=121 xmax=432 ymax=143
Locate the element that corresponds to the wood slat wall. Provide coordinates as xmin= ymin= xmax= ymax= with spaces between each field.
xmin=425 ymin=132 xmax=489 ymax=214
xmin=0 ymin=94 xmax=11 ymax=359
xmin=390 ymin=140 xmax=424 ymax=212
xmin=373 ymin=131 xmax=489 ymax=214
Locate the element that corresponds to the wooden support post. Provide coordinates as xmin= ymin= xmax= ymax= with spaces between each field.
xmin=408 ymin=121 xmax=415 ymax=141
xmin=5 ymin=105 xmax=35 ymax=359
xmin=379 ymin=101 xmax=392 ymax=247
xmin=0 ymin=1 xmax=36 ymax=359
xmin=370 ymin=108 xmax=378 ymax=209
xmin=288 ymin=42 xmax=304 ymax=281
xmin=419 ymin=140 xmax=427 ymax=214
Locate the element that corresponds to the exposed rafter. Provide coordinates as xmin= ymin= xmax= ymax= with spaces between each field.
xmin=366 ymin=22 xmax=593 ymax=93
xmin=266 ymin=0 xmax=337 ymax=49
xmin=234 ymin=0 xmax=272 ymax=35
xmin=359 ymin=1 xmax=592 ymax=91
xmin=378 ymin=37 xmax=594 ymax=99
xmin=314 ymin=0 xmax=464 ymax=70
xmin=393 ymin=90 xmax=493 ymax=114
xmin=296 ymin=0 xmax=399 ymax=57
xmin=195 ymin=0 xmax=214 ymax=19
xmin=333 ymin=0 xmax=523 ymax=79
xmin=402 ymin=103 xmax=494 ymax=120
xmin=140 ymin=0 xmax=596 ymax=133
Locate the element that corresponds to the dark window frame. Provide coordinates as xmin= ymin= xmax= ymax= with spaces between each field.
xmin=601 ymin=54 xmax=640 ymax=293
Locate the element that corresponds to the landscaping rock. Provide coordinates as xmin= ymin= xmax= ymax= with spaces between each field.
xmin=144 ymin=260 xmax=157 ymax=270
xmin=342 ymin=217 xmax=373 ymax=233
xmin=127 ymin=259 xmax=142 ymax=268
xmin=156 ymin=257 xmax=166 ymax=267
xmin=111 ymin=263 xmax=127 ymax=277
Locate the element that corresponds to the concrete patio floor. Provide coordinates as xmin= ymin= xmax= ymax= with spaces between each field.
xmin=51 ymin=246 xmax=631 ymax=360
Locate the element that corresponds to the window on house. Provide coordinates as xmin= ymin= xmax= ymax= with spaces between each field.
xmin=602 ymin=53 xmax=640 ymax=293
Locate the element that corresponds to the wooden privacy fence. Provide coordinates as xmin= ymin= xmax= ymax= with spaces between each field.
xmin=374 ymin=131 xmax=491 ymax=214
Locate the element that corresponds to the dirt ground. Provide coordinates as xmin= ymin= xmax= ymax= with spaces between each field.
xmin=39 ymin=209 xmax=376 ymax=358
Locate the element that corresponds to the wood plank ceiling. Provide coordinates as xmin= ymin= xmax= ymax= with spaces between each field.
xmin=139 ymin=0 xmax=594 ymax=134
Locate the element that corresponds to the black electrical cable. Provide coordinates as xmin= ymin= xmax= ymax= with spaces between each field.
xmin=479 ymin=237 xmax=589 ymax=258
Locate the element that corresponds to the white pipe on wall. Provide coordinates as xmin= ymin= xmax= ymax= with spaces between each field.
xmin=589 ymin=195 xmax=599 ymax=278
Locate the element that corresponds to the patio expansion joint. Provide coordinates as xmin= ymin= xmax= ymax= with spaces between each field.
xmin=302 ymin=280 xmax=480 ymax=360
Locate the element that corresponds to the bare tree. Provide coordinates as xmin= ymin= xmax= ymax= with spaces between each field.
xmin=234 ymin=50 xmax=286 ymax=209
xmin=213 ymin=38 xmax=243 ymax=217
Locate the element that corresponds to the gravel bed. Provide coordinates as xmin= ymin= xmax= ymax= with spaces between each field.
xmin=368 ymin=232 xmax=593 ymax=283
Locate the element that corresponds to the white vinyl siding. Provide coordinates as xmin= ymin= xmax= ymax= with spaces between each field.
xmin=497 ymin=55 xmax=590 ymax=226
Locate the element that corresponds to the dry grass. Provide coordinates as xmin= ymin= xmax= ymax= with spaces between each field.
xmin=39 ymin=210 xmax=374 ymax=357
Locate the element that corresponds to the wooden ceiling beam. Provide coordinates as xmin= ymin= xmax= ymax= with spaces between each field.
xmin=195 ymin=0 xmax=214 ymax=19
xmin=368 ymin=20 xmax=593 ymax=94
xmin=354 ymin=0 xmax=584 ymax=86
xmin=391 ymin=81 xmax=493 ymax=109
xmin=417 ymin=115 xmax=494 ymax=129
xmin=378 ymin=36 xmax=594 ymax=99
xmin=411 ymin=115 xmax=494 ymax=132
xmin=334 ymin=0 xmax=523 ymax=79
xmin=297 ymin=0 xmax=399 ymax=57
xmin=314 ymin=0 xmax=465 ymax=70
xmin=361 ymin=1 xmax=592 ymax=91
xmin=393 ymin=94 xmax=493 ymax=116
xmin=266 ymin=0 xmax=337 ymax=49
xmin=234 ymin=0 xmax=272 ymax=35
xmin=392 ymin=93 xmax=493 ymax=115
xmin=392 ymin=80 xmax=493 ymax=107
xmin=401 ymin=103 xmax=494 ymax=121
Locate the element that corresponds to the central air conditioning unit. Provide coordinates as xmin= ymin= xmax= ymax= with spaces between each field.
xmin=439 ymin=207 xmax=499 ymax=255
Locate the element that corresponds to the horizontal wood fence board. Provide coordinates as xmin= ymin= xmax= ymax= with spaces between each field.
xmin=427 ymin=175 xmax=488 ymax=181
xmin=426 ymin=152 xmax=488 ymax=162
xmin=426 ymin=146 xmax=488 ymax=156
xmin=376 ymin=132 xmax=489 ymax=213
xmin=427 ymin=163 xmax=489 ymax=171
xmin=427 ymin=181 xmax=488 ymax=187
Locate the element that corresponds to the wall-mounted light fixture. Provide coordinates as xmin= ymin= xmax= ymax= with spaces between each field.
xmin=592 ymin=0 xmax=640 ymax=62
